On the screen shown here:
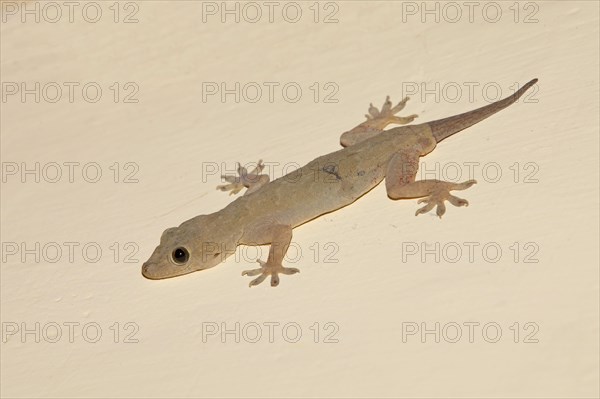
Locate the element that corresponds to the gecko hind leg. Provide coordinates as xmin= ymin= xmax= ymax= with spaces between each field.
xmin=340 ymin=96 xmax=418 ymax=147
xmin=386 ymin=150 xmax=477 ymax=218
xmin=216 ymin=159 xmax=269 ymax=196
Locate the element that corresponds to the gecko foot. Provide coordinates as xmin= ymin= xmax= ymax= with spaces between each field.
xmin=341 ymin=96 xmax=419 ymax=147
xmin=365 ymin=96 xmax=418 ymax=125
xmin=415 ymin=180 xmax=477 ymax=218
xmin=242 ymin=259 xmax=300 ymax=287
xmin=216 ymin=159 xmax=269 ymax=196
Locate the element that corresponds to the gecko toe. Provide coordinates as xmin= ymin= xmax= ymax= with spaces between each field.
xmin=448 ymin=195 xmax=469 ymax=207
xmin=415 ymin=200 xmax=435 ymax=216
xmin=241 ymin=267 xmax=263 ymax=277
xmin=455 ymin=179 xmax=477 ymax=190
xmin=436 ymin=202 xmax=446 ymax=218
xmin=249 ymin=273 xmax=268 ymax=287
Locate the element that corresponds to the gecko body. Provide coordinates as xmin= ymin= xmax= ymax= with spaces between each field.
xmin=142 ymin=79 xmax=538 ymax=286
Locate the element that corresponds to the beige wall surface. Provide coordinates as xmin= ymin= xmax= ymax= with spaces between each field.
xmin=1 ymin=1 xmax=598 ymax=398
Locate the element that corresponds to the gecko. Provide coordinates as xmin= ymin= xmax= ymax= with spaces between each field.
xmin=142 ymin=78 xmax=538 ymax=287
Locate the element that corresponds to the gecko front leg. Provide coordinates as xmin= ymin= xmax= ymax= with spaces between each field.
xmin=216 ymin=159 xmax=269 ymax=196
xmin=385 ymin=148 xmax=476 ymax=218
xmin=240 ymin=223 xmax=299 ymax=287
xmin=340 ymin=96 xmax=418 ymax=147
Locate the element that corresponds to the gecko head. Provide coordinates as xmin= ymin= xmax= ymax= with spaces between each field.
xmin=142 ymin=215 xmax=236 ymax=280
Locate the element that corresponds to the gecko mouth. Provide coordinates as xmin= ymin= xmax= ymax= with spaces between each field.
xmin=142 ymin=262 xmax=174 ymax=280
xmin=141 ymin=262 xmax=159 ymax=279
xmin=141 ymin=261 xmax=201 ymax=280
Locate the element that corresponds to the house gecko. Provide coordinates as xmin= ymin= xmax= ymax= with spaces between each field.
xmin=142 ymin=78 xmax=538 ymax=287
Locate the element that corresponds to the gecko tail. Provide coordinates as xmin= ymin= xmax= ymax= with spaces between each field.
xmin=429 ymin=78 xmax=538 ymax=143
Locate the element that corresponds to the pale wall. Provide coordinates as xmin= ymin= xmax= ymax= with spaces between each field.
xmin=1 ymin=1 xmax=599 ymax=398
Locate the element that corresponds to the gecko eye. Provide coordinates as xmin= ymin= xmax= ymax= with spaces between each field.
xmin=171 ymin=247 xmax=189 ymax=265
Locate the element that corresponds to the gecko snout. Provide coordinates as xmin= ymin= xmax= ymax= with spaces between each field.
xmin=142 ymin=262 xmax=155 ymax=279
